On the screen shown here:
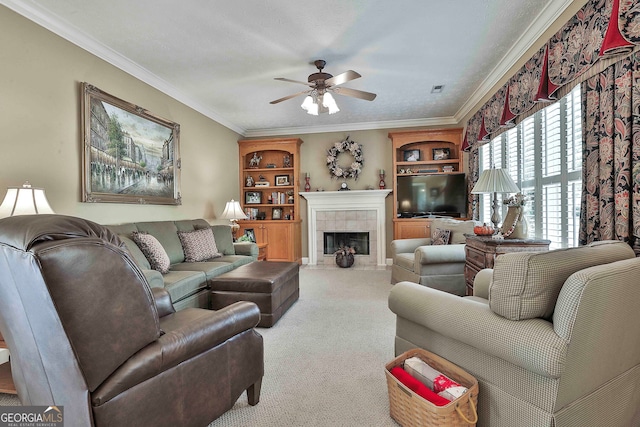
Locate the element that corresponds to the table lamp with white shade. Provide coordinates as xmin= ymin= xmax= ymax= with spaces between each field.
xmin=0 ymin=182 xmax=55 ymax=218
xmin=471 ymin=168 xmax=519 ymax=230
xmin=220 ymin=199 xmax=247 ymax=240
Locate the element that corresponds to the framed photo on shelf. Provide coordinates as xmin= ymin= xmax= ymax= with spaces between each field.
xmin=245 ymin=191 xmax=262 ymax=204
xmin=243 ymin=228 xmax=256 ymax=243
xmin=272 ymin=207 xmax=283 ymax=220
xmin=275 ymin=175 xmax=290 ymax=186
xmin=432 ymin=148 xmax=451 ymax=160
xmin=403 ymin=149 xmax=420 ymax=162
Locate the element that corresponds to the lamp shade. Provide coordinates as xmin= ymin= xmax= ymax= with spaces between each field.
xmin=301 ymin=95 xmax=319 ymax=115
xmin=0 ymin=182 xmax=55 ymax=218
xmin=471 ymin=168 xmax=520 ymax=194
xmin=220 ymin=199 xmax=247 ymax=221
xmin=322 ymin=92 xmax=340 ymax=114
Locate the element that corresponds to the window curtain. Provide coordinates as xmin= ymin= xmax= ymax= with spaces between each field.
xmin=463 ymin=0 xmax=640 ymax=222
xmin=580 ymin=51 xmax=640 ymax=252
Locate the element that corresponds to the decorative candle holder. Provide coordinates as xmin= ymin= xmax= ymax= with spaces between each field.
xmin=304 ymin=175 xmax=311 ymax=192
xmin=379 ymin=170 xmax=386 ymax=190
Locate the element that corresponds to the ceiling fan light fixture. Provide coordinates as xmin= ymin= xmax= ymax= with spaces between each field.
xmin=322 ymin=92 xmax=340 ymax=114
xmin=274 ymin=60 xmax=375 ymax=113
xmin=301 ymin=95 xmax=318 ymax=115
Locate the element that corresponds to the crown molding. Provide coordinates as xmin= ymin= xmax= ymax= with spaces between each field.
xmin=2 ymin=0 xmax=246 ymax=135
xmin=241 ymin=116 xmax=459 ymax=138
xmin=453 ymin=0 xmax=575 ymax=123
xmin=4 ymin=0 xmax=576 ymax=137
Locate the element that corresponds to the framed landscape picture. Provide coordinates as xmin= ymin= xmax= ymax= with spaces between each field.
xmin=81 ymin=82 xmax=181 ymax=205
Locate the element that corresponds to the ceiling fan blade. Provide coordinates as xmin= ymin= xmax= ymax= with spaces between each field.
xmin=274 ymin=77 xmax=314 ymax=87
xmin=333 ymin=87 xmax=377 ymax=101
xmin=270 ymin=90 xmax=310 ymax=104
xmin=325 ymin=70 xmax=361 ymax=87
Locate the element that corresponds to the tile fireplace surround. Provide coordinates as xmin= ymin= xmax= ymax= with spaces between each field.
xmin=300 ymin=190 xmax=392 ymax=267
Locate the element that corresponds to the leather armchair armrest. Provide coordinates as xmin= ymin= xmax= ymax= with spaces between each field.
xmin=234 ymin=242 xmax=258 ymax=257
xmin=92 ymin=301 xmax=261 ymax=404
xmin=414 ymin=244 xmax=466 ymax=270
xmin=388 ymin=281 xmax=566 ymax=378
xmin=391 ymin=238 xmax=431 ymax=257
xmin=473 ymin=269 xmax=493 ymax=299
xmin=151 ymin=287 xmax=175 ymax=318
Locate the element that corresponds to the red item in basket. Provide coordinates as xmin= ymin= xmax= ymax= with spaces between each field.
xmin=433 ymin=374 xmax=462 ymax=393
xmin=390 ymin=367 xmax=451 ymax=407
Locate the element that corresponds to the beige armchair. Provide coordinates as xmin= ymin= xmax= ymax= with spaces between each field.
xmin=390 ymin=218 xmax=477 ymax=295
xmin=389 ymin=240 xmax=640 ymax=427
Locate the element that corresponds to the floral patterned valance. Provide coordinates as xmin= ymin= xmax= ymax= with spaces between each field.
xmin=463 ymin=0 xmax=639 ymax=151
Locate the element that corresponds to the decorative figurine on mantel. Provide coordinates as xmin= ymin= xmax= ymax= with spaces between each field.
xmin=304 ymin=173 xmax=311 ymax=192
xmin=379 ymin=169 xmax=386 ymax=189
xmin=249 ymin=152 xmax=262 ymax=168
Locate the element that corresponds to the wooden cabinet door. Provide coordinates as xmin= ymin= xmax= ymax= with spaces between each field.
xmin=394 ymin=219 xmax=432 ymax=239
xmin=262 ymin=222 xmax=292 ymax=261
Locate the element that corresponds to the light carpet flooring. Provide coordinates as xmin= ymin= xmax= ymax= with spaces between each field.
xmin=210 ymin=267 xmax=397 ymax=427
xmin=0 ymin=267 xmax=399 ymax=426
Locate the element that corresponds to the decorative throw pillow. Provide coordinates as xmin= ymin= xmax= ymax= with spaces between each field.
xmin=432 ymin=228 xmax=451 ymax=245
xmin=132 ymin=231 xmax=171 ymax=274
xmin=178 ymin=228 xmax=222 ymax=262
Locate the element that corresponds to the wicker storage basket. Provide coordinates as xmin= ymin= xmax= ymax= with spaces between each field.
xmin=385 ymin=348 xmax=478 ymax=427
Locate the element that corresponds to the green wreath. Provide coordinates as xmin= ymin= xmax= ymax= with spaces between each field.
xmin=326 ymin=136 xmax=364 ymax=180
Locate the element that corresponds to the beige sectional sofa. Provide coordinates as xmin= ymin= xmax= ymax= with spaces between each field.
xmin=107 ymin=218 xmax=257 ymax=311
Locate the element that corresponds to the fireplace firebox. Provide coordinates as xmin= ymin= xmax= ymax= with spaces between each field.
xmin=323 ymin=232 xmax=370 ymax=255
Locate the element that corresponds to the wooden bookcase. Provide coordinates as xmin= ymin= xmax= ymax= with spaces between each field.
xmin=237 ymin=138 xmax=303 ymax=263
xmin=388 ymin=128 xmax=464 ymax=240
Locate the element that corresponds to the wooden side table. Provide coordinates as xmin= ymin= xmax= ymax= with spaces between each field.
xmin=0 ymin=332 xmax=16 ymax=394
xmin=257 ymin=242 xmax=268 ymax=261
xmin=464 ymin=234 xmax=551 ymax=296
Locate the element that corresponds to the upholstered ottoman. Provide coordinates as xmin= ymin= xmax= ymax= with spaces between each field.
xmin=209 ymin=261 xmax=299 ymax=327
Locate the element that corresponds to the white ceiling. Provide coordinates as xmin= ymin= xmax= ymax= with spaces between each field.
xmin=4 ymin=0 xmax=575 ymax=137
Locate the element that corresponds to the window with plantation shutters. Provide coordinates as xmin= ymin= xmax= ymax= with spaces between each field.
xmin=478 ymin=85 xmax=582 ymax=248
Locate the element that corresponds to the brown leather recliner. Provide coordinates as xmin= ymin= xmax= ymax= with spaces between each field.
xmin=0 ymin=214 xmax=264 ymax=427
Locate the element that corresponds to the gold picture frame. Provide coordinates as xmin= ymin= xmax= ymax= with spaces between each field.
xmin=81 ymin=82 xmax=181 ymax=205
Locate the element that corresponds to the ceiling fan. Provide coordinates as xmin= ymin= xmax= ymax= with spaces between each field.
xmin=270 ymin=60 xmax=377 ymax=115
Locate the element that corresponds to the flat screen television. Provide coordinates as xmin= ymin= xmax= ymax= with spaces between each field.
xmin=397 ymin=173 xmax=467 ymax=218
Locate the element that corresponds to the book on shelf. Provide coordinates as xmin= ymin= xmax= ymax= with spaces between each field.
xmin=244 ymin=208 xmax=259 ymax=220
xmin=269 ymin=192 xmax=287 ymax=204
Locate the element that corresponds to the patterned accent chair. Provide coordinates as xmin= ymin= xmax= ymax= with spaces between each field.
xmin=390 ymin=218 xmax=478 ymax=296
xmin=389 ymin=240 xmax=640 ymax=427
